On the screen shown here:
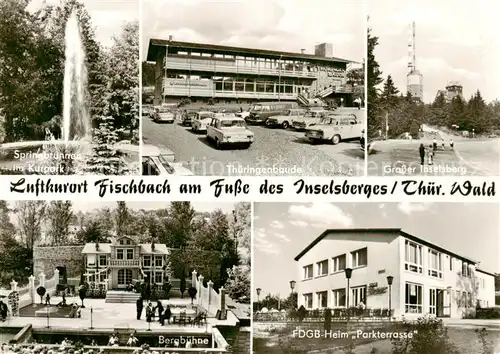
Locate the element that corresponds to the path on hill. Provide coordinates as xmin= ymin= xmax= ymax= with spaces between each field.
xmin=142 ymin=115 xmax=364 ymax=176
xmin=368 ymin=125 xmax=499 ymax=176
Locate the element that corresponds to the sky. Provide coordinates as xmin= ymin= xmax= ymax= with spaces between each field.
xmin=368 ymin=0 xmax=500 ymax=103
xmin=254 ymin=202 xmax=500 ymax=297
xmin=28 ymin=0 xmax=139 ymax=47
xmin=141 ymin=0 xmax=365 ymax=63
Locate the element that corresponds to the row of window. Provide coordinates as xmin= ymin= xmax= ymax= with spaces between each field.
xmin=214 ymin=81 xmax=296 ymax=94
xmin=170 ymin=52 xmax=345 ymax=73
xmin=86 ymin=270 xmax=164 ymax=285
xmin=405 ymin=282 xmax=474 ymax=315
xmin=303 ymin=286 xmax=367 ymax=309
xmin=303 ymin=248 xmax=367 ymax=280
xmin=87 ymin=254 xmax=164 ymax=267
xmin=405 ymin=240 xmax=474 ymax=279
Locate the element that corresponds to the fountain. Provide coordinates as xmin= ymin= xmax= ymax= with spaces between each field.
xmin=0 ymin=10 xmax=92 ymax=174
xmin=62 ymin=10 xmax=91 ymax=142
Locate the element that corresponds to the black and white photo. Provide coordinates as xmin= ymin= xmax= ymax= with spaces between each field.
xmin=367 ymin=0 xmax=500 ymax=176
xmin=0 ymin=200 xmax=250 ymax=353
xmin=0 ymin=0 xmax=140 ymax=176
xmin=141 ymin=0 xmax=366 ymax=176
xmin=253 ymin=202 xmax=500 ymax=353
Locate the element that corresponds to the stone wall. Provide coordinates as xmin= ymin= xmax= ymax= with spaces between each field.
xmin=33 ymin=245 xmax=84 ymax=279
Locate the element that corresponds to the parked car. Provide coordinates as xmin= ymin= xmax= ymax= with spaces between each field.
xmin=265 ymin=108 xmax=307 ymax=129
xmin=206 ymin=115 xmax=254 ymax=149
xmin=153 ymin=107 xmax=175 ymax=123
xmin=292 ymin=110 xmax=328 ymax=130
xmin=235 ymin=110 xmax=251 ymax=119
xmin=191 ymin=111 xmax=216 ymax=133
xmin=180 ymin=110 xmax=197 ymax=126
xmin=141 ymin=144 xmax=193 ymax=176
xmin=142 ymin=106 xmax=152 ymax=117
xmin=246 ymin=101 xmax=298 ymax=124
xmin=304 ymin=113 xmax=363 ymax=144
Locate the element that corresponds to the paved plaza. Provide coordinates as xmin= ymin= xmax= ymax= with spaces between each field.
xmin=3 ymin=296 xmax=238 ymax=331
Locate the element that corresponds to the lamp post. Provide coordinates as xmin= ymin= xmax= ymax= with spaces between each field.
xmin=256 ymin=288 xmax=262 ymax=311
xmin=387 ymin=276 xmax=394 ymax=320
xmin=289 ymin=280 xmax=296 ymax=309
xmin=90 ymin=306 xmax=94 ymax=329
xmin=344 ymin=268 xmax=352 ymax=321
xmin=46 ymin=307 xmax=50 ymax=329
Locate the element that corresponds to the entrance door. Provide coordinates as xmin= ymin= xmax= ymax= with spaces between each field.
xmin=117 ymin=269 xmax=133 ymax=288
xmin=437 ymin=290 xmax=446 ymax=317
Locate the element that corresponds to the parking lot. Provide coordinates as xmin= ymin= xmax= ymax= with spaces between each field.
xmin=142 ymin=112 xmax=365 ymax=176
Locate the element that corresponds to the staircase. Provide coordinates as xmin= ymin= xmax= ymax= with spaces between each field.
xmin=105 ymin=290 xmax=141 ymax=303
xmin=296 ymin=93 xmax=309 ymax=106
xmin=317 ymin=86 xmax=335 ymax=98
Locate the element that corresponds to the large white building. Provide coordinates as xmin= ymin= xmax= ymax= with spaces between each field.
xmin=294 ymin=228 xmax=495 ymax=320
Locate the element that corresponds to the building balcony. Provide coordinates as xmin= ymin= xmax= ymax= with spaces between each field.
xmin=109 ymin=259 xmax=141 ymax=267
xmin=164 ymin=56 xmax=319 ymax=79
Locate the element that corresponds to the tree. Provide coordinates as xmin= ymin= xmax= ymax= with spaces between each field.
xmin=0 ymin=0 xmax=61 ymax=141
xmin=229 ymin=202 xmax=251 ymax=266
xmin=163 ymin=260 xmax=174 ymax=282
xmin=115 ymin=201 xmax=130 ymax=235
xmin=346 ymin=67 xmax=364 ymax=87
xmin=367 ymin=26 xmax=384 ymax=136
xmin=381 ymin=75 xmax=399 ymax=108
xmin=14 ymin=201 xmax=47 ymax=251
xmin=179 ymin=268 xmax=186 ymax=298
xmin=78 ymin=283 xmax=88 ymax=308
xmin=162 ymin=281 xmax=172 ymax=300
xmin=161 ymin=202 xmax=195 ymax=248
xmin=224 ymin=265 xmax=250 ymax=302
xmin=37 ymin=286 xmax=46 ymax=304
xmin=106 ymin=21 xmax=139 ymax=138
xmin=141 ymin=61 xmax=156 ymax=87
xmin=324 ymin=308 xmax=332 ymax=331
xmin=297 ymin=305 xmax=307 ymax=323
xmin=83 ymin=116 xmax=131 ymax=175
xmin=46 ymin=201 xmax=73 ymax=245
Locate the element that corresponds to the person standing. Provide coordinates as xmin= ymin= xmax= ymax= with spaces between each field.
xmin=450 ymin=138 xmax=454 ymax=149
xmin=427 ymin=144 xmax=434 ymax=165
xmin=146 ymin=302 xmax=153 ymax=324
xmin=164 ymin=305 xmax=172 ymax=325
xmin=136 ymin=297 xmax=143 ymax=320
xmin=0 ymin=300 xmax=8 ymax=321
xmin=156 ymin=300 xmax=164 ymax=325
xmin=419 ymin=143 xmax=425 ymax=165
xmin=45 ymin=293 xmax=51 ymax=305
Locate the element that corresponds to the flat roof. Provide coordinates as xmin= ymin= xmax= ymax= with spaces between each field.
xmin=147 ymin=39 xmax=352 ymax=64
xmin=294 ymin=228 xmax=478 ymax=265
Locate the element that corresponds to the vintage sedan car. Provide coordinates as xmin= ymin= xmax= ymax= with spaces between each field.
xmin=292 ymin=110 xmax=328 ymax=130
xmin=191 ymin=111 xmax=216 ymax=133
xmin=153 ymin=107 xmax=175 ymax=123
xmin=265 ymin=108 xmax=307 ymax=129
xmin=206 ymin=115 xmax=254 ymax=149
xmin=179 ymin=110 xmax=197 ymax=126
xmin=141 ymin=144 xmax=193 ymax=176
xmin=304 ymin=113 xmax=363 ymax=145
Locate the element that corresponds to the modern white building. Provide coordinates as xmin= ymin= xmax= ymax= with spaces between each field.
xmin=294 ymin=228 xmax=495 ymax=320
